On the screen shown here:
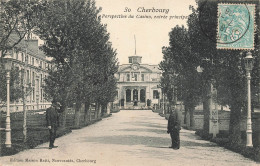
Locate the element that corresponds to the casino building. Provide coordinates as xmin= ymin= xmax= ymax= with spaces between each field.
xmin=114 ymin=55 xmax=161 ymax=109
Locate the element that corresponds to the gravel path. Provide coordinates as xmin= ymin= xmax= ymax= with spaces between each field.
xmin=0 ymin=110 xmax=258 ymax=166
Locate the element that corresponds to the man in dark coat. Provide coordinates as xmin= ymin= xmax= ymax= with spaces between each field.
xmin=167 ymin=103 xmax=182 ymax=149
xmin=46 ymin=101 xmax=60 ymax=149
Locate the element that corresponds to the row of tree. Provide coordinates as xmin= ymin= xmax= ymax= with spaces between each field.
xmin=0 ymin=0 xmax=118 ymax=129
xmin=160 ymin=0 xmax=259 ymax=145
xmin=34 ymin=0 xmax=118 ymax=128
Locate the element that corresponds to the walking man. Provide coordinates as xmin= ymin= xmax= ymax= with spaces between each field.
xmin=167 ymin=103 xmax=182 ymax=149
xmin=46 ymin=101 xmax=60 ymax=149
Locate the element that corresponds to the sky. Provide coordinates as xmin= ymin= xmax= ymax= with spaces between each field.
xmin=95 ymin=0 xmax=196 ymax=65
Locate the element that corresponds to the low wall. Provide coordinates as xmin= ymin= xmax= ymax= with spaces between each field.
xmin=164 ymin=111 xmax=260 ymax=147
xmin=192 ymin=111 xmax=259 ymax=132
xmin=0 ymin=107 xmax=103 ymax=148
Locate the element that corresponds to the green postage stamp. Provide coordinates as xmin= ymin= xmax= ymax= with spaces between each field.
xmin=217 ymin=3 xmax=256 ymax=50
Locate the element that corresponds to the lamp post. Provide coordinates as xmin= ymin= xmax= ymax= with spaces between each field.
xmin=245 ymin=51 xmax=254 ymax=147
xmin=3 ymin=51 xmax=13 ymax=148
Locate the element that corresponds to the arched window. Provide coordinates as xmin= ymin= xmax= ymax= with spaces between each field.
xmin=126 ymin=89 xmax=131 ymax=102
xmin=140 ymin=89 xmax=146 ymax=102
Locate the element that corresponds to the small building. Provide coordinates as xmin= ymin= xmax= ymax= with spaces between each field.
xmin=114 ymin=55 xmax=161 ymax=109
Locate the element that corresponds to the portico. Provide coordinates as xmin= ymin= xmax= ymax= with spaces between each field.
xmin=123 ymin=86 xmax=146 ymax=107
xmin=114 ymin=55 xmax=161 ymax=109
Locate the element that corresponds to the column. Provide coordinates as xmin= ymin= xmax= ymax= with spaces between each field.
xmin=256 ymin=0 xmax=260 ymax=104
xmin=131 ymin=89 xmax=133 ymax=101
xmin=145 ymin=87 xmax=148 ymax=106
xmin=5 ymin=70 xmax=11 ymax=147
xmin=246 ymin=69 xmax=253 ymax=146
xmin=124 ymin=89 xmax=127 ymax=107
xmin=138 ymin=88 xmax=140 ymax=102
xmin=119 ymin=86 xmax=121 ymax=107
xmin=107 ymin=102 xmax=111 ymax=114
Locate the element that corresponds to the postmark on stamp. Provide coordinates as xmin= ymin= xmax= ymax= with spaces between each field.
xmin=217 ymin=3 xmax=255 ymax=50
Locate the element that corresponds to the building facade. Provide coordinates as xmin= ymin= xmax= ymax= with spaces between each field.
xmin=0 ymin=35 xmax=52 ymax=112
xmin=114 ymin=56 xmax=161 ymax=109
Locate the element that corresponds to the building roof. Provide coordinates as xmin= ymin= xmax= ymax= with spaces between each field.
xmin=9 ymin=33 xmax=46 ymax=60
xmin=118 ymin=63 xmax=161 ymax=73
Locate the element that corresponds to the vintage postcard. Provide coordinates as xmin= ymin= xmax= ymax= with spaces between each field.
xmin=0 ymin=0 xmax=259 ymax=166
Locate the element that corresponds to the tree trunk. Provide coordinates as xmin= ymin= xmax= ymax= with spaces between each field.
xmin=23 ymin=93 xmax=27 ymax=143
xmin=60 ymin=106 xmax=68 ymax=128
xmin=21 ymin=69 xmax=27 ymax=143
xmin=98 ymin=104 xmax=102 ymax=118
xmin=184 ymin=106 xmax=187 ymax=124
xmin=89 ymin=104 xmax=92 ymax=121
xmin=185 ymin=105 xmax=191 ymax=129
xmin=203 ymin=80 xmax=211 ymax=135
xmin=229 ymin=103 xmax=242 ymax=145
xmin=190 ymin=106 xmax=195 ymax=130
xmin=84 ymin=102 xmax=90 ymax=125
xmin=203 ymin=100 xmax=210 ymax=135
xmin=95 ymin=103 xmax=98 ymax=119
xmin=107 ymin=102 xmax=111 ymax=114
xmin=74 ymin=103 xmax=81 ymax=128
xmin=101 ymin=104 xmax=107 ymax=117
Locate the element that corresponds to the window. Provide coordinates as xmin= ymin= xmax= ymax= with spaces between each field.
xmin=140 ymin=89 xmax=146 ymax=102
xmin=115 ymin=90 xmax=118 ymax=99
xmin=40 ymin=74 xmax=43 ymax=86
xmin=21 ymin=53 xmax=24 ymax=62
xmin=32 ymin=72 xmax=35 ymax=86
xmin=32 ymin=88 xmax=35 ymax=101
xmin=41 ymin=89 xmax=43 ymax=101
xmin=25 ymin=55 xmax=28 ymax=64
xmin=134 ymin=73 xmax=137 ymax=81
xmin=153 ymin=90 xmax=159 ymax=99
xmin=129 ymin=58 xmax=132 ymax=63
xmin=32 ymin=58 xmax=34 ymax=65
xmin=26 ymin=70 xmax=30 ymax=84
xmin=126 ymin=89 xmax=131 ymax=102
xmin=127 ymin=74 xmax=130 ymax=81
xmin=141 ymin=74 xmax=145 ymax=81
xmin=16 ymin=51 xmax=18 ymax=59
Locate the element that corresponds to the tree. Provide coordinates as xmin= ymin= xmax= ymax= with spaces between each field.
xmin=189 ymin=0 xmax=259 ymax=144
xmin=0 ymin=0 xmax=40 ymax=54
xmin=160 ymin=25 xmax=201 ymax=129
xmin=35 ymin=0 xmax=118 ymax=128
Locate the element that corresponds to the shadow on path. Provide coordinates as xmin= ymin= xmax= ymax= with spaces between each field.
xmin=118 ymin=128 xmax=167 ymax=134
xmin=122 ymin=121 xmax=166 ymax=129
xmin=32 ymin=147 xmax=50 ymax=149
xmin=82 ymin=135 xmax=217 ymax=148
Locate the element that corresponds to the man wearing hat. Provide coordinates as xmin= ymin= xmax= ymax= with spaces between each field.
xmin=46 ymin=101 xmax=61 ymax=149
xmin=167 ymin=102 xmax=182 ymax=149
